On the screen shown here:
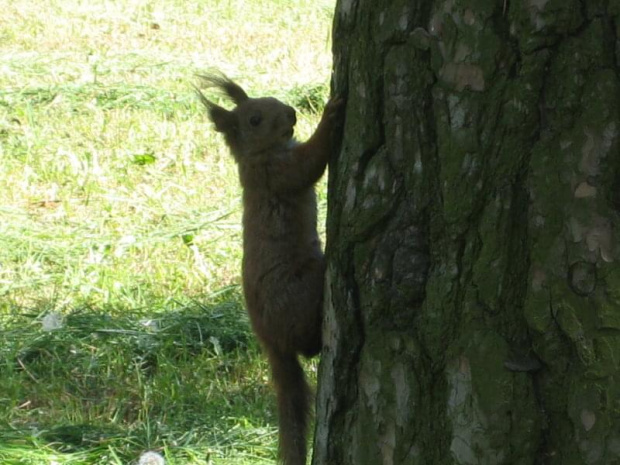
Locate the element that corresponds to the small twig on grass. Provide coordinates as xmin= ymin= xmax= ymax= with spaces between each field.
xmin=16 ymin=357 xmax=39 ymax=383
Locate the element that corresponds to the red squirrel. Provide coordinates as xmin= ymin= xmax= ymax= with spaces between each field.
xmin=196 ymin=73 xmax=344 ymax=465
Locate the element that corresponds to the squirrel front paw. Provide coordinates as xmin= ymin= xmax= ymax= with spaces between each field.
xmin=317 ymin=96 xmax=345 ymax=153
xmin=323 ymin=96 xmax=345 ymax=121
xmin=318 ymin=97 xmax=346 ymax=140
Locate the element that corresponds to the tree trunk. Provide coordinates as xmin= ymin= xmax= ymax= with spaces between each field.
xmin=314 ymin=1 xmax=620 ymax=464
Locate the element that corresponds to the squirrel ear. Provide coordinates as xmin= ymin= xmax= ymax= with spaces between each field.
xmin=219 ymin=79 xmax=248 ymax=105
xmin=195 ymin=87 xmax=238 ymax=134
xmin=209 ymin=104 xmax=238 ymax=134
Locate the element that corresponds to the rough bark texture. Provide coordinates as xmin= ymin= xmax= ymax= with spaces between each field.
xmin=314 ymin=0 xmax=620 ymax=464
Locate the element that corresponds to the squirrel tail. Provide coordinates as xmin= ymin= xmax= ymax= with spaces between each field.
xmin=267 ymin=348 xmax=312 ymax=465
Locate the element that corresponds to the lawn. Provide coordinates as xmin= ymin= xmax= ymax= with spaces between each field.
xmin=0 ymin=0 xmax=335 ymax=462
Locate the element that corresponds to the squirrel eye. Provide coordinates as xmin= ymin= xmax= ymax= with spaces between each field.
xmin=249 ymin=115 xmax=262 ymax=127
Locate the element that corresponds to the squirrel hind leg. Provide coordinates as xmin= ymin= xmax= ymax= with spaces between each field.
xmin=297 ymin=314 xmax=322 ymax=358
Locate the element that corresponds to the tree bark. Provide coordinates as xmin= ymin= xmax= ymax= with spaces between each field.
xmin=314 ymin=1 xmax=620 ymax=464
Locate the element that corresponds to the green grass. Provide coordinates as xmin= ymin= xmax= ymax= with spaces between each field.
xmin=0 ymin=0 xmax=334 ymax=462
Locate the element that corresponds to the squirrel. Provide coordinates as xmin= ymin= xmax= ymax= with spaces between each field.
xmin=196 ymin=73 xmax=344 ymax=465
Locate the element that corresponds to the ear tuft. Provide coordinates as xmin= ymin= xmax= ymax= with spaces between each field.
xmin=196 ymin=72 xmax=249 ymax=105
xmin=194 ymin=85 xmax=214 ymax=110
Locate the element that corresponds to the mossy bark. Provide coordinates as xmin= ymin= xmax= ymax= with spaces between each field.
xmin=314 ymin=0 xmax=620 ymax=464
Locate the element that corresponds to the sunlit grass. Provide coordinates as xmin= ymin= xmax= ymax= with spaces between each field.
xmin=0 ymin=0 xmax=333 ymax=462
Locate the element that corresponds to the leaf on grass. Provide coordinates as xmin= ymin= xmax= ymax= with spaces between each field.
xmin=132 ymin=152 xmax=157 ymax=166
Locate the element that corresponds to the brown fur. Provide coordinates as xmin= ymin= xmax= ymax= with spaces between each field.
xmin=196 ymin=73 xmax=344 ymax=465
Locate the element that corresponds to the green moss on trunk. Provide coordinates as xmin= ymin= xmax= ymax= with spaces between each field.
xmin=315 ymin=1 xmax=620 ymax=464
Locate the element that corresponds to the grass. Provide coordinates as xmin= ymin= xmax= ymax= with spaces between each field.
xmin=0 ymin=0 xmax=335 ymax=462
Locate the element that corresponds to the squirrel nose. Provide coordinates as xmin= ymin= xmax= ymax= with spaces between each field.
xmin=288 ymin=110 xmax=297 ymax=126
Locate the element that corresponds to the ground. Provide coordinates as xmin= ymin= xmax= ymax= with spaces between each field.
xmin=0 ymin=0 xmax=334 ymax=463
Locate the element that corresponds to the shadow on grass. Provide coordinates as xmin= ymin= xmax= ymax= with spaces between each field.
xmin=0 ymin=287 xmax=277 ymax=464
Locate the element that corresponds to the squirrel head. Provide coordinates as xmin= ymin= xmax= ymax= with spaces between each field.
xmin=196 ymin=74 xmax=297 ymax=160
